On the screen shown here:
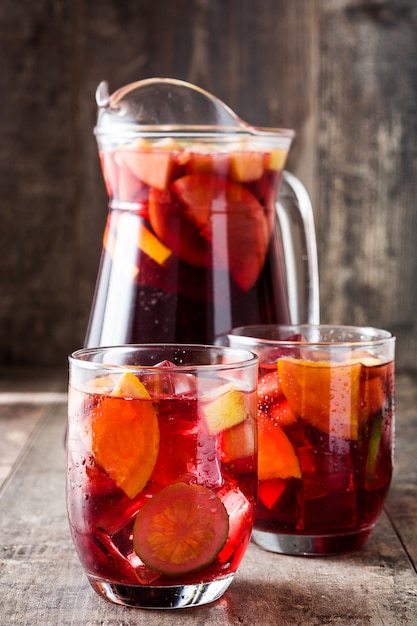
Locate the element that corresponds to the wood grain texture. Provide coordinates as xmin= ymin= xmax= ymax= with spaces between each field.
xmin=317 ymin=0 xmax=417 ymax=365
xmin=0 ymin=371 xmax=416 ymax=625
xmin=1 ymin=0 xmax=416 ymax=370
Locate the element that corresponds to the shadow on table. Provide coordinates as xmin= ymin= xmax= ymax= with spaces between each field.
xmin=214 ymin=577 xmax=376 ymax=624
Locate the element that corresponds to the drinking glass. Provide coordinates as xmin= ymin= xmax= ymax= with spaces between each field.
xmin=228 ymin=325 xmax=395 ymax=555
xmin=67 ymin=344 xmax=258 ymax=608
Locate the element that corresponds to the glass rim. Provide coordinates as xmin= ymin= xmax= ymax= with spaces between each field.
xmin=228 ymin=324 xmax=395 ymax=349
xmin=69 ymin=343 xmax=258 ymax=372
xmin=94 ymin=126 xmax=294 ymax=145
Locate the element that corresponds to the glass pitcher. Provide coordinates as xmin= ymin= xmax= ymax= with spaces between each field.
xmin=85 ymin=78 xmax=319 ymax=347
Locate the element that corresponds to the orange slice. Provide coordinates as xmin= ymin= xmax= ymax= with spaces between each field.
xmin=137 ymin=223 xmax=172 ymax=266
xmin=111 ymin=371 xmax=150 ymax=398
xmin=133 ymin=483 xmax=229 ymax=576
xmin=257 ymin=410 xmax=301 ymax=481
xmin=149 ymin=188 xmax=210 ymax=268
xmin=171 ymin=174 xmax=270 ymax=290
xmin=278 ymin=358 xmax=362 ymax=439
xmin=360 ymin=361 xmax=392 ymax=420
xmin=89 ymin=372 xmax=159 ymax=498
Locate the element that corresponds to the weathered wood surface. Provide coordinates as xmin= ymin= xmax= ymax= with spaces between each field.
xmin=1 ymin=0 xmax=416 ymax=371
xmin=0 ymin=369 xmax=66 ymax=485
xmin=0 ymin=371 xmax=416 ymax=625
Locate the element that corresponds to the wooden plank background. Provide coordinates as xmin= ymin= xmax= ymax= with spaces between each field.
xmin=1 ymin=0 xmax=416 ymax=371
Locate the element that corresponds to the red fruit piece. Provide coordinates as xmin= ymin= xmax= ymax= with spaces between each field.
xmin=133 ymin=483 xmax=229 ymax=576
xmin=149 ymin=188 xmax=210 ymax=267
xmin=120 ymin=149 xmax=174 ymax=190
xmin=258 ymin=478 xmax=287 ymax=509
xmin=258 ymin=370 xmax=282 ymax=410
xmin=172 ymin=174 xmax=270 ymax=290
xmin=221 ymin=419 xmax=255 ymax=464
xmin=117 ymin=157 xmax=150 ymax=203
xmin=269 ymin=396 xmax=298 ymax=427
xmin=185 ymin=151 xmax=230 ymax=177
xmin=257 ymin=410 xmax=301 ymax=481
xmin=100 ymin=151 xmax=119 ymax=197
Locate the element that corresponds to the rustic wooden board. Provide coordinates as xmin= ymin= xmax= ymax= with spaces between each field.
xmin=0 ymin=373 xmax=416 ymax=625
xmin=317 ymin=1 xmax=417 ymax=364
xmin=386 ymin=373 xmax=417 ymax=568
xmin=0 ymin=370 xmax=67 ymax=487
xmin=0 ymin=1 xmax=74 ymax=366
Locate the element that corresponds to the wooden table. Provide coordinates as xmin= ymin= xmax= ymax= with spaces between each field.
xmin=1 ymin=369 xmax=416 ymax=625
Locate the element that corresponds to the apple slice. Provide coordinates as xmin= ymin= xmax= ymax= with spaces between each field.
xmin=229 ymin=150 xmax=264 ymax=182
xmin=266 ymin=148 xmax=288 ymax=171
xmin=221 ymin=419 xmax=255 ymax=463
xmin=185 ymin=151 xmax=230 ymax=176
xmin=202 ymin=385 xmax=250 ymax=435
xmin=120 ymin=149 xmax=174 ymax=190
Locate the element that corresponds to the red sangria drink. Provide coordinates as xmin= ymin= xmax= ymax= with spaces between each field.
xmin=85 ymin=135 xmax=292 ymax=347
xmin=85 ymin=78 xmax=320 ymax=349
xmin=228 ymin=325 xmax=395 ymax=555
xmin=67 ymin=345 xmax=258 ymax=608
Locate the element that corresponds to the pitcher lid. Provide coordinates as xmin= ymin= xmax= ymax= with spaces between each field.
xmin=94 ymin=77 xmax=295 ymax=140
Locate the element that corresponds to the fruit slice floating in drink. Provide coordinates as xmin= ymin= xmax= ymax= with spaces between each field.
xmin=257 ymin=409 xmax=301 ymax=481
xmin=103 ymin=141 xmax=282 ymax=288
xmin=87 ymin=135 xmax=294 ymax=349
xmin=87 ymin=372 xmax=160 ymax=499
xmin=278 ymin=358 xmax=362 ymax=439
xmin=252 ymin=348 xmax=394 ymax=549
xmin=171 ymin=174 xmax=269 ymax=291
xmin=67 ymin=349 xmax=258 ymax=595
xmin=202 ymin=384 xmax=250 ymax=435
xmin=133 ymin=482 xmax=229 ymax=576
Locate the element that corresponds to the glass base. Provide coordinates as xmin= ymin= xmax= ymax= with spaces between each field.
xmin=87 ymin=573 xmax=234 ymax=609
xmin=251 ymin=527 xmax=373 ymax=556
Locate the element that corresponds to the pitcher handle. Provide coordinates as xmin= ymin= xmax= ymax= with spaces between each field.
xmin=276 ymin=171 xmax=320 ymax=324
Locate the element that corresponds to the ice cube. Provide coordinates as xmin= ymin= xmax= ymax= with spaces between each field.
xmin=142 ymin=359 xmax=197 ymax=397
xmin=95 ymin=524 xmax=161 ymax=585
xmin=216 ymin=484 xmax=253 ymax=564
xmin=297 ymin=432 xmax=358 ymax=532
xmin=196 ymin=429 xmax=223 ymax=488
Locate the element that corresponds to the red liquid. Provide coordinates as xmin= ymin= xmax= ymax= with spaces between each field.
xmin=66 ymin=378 xmax=257 ymax=588
xmin=255 ymin=358 xmax=394 ymax=550
xmin=85 ymin=143 xmax=291 ymax=346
